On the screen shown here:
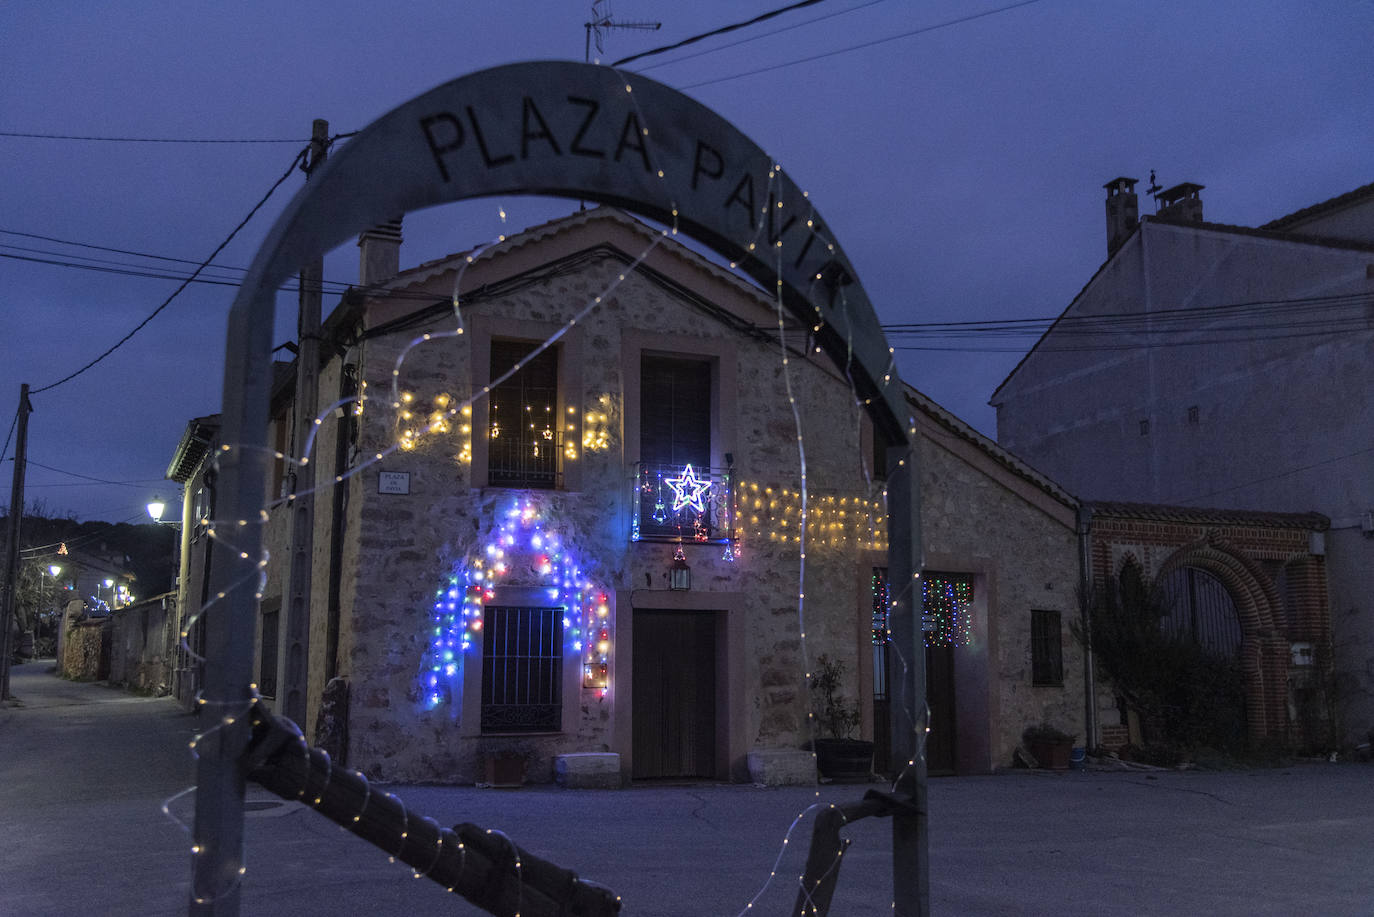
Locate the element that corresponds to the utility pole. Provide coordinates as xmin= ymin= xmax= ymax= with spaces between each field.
xmin=280 ymin=118 xmax=328 ymax=730
xmin=0 ymin=383 xmax=33 ymax=701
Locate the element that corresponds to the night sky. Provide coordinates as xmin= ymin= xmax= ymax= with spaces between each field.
xmin=4 ymin=0 xmax=1371 ymax=522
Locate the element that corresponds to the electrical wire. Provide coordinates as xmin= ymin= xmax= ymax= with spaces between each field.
xmin=30 ymin=147 xmax=308 ymax=395
xmin=17 ymin=513 xmax=149 ymax=556
xmin=677 ymin=0 xmax=1046 ymax=90
xmin=25 ymin=460 xmax=164 ymax=488
xmin=1172 ymin=443 xmax=1374 ymax=507
xmin=0 ymin=409 xmax=17 ymax=466
xmin=612 ymin=0 xmax=831 ymax=67
xmin=1 ymin=130 xmax=310 ymax=144
xmin=0 ymin=229 xmax=465 ymax=302
xmin=630 ymin=0 xmax=890 ymax=72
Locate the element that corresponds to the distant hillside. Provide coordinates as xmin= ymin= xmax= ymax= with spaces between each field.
xmin=0 ymin=510 xmax=177 ymax=596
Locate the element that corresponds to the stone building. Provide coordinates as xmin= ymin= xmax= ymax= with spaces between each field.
xmin=992 ymin=178 xmax=1368 ymax=743
xmin=168 ymin=207 xmax=1085 ymax=782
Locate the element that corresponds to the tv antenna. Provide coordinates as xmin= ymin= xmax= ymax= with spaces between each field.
xmin=585 ymin=1 xmax=661 ymax=62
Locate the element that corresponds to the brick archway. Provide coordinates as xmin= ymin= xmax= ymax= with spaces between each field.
xmin=1155 ymin=538 xmax=1287 ymax=740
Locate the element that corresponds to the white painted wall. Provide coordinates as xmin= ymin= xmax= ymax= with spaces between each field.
xmin=993 ymin=218 xmax=1374 ymax=740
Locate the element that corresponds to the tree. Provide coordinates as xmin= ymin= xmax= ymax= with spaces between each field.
xmin=1075 ymin=565 xmax=1247 ymax=753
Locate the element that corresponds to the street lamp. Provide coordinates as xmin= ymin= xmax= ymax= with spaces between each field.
xmin=147 ymin=494 xmax=182 ymax=528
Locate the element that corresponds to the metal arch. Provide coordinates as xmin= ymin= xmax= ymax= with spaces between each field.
xmin=199 ymin=60 xmax=925 ymax=916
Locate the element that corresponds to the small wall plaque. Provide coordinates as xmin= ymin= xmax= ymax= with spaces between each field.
xmin=378 ymin=471 xmax=410 ymax=495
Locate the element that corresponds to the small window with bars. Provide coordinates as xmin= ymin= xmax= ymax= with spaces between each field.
xmin=1030 ymin=609 xmax=1063 ymax=686
xmin=488 ymin=340 xmax=560 ymax=488
xmin=480 ymin=606 xmax=563 ymax=733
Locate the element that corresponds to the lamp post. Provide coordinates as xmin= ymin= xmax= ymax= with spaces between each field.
xmin=104 ymin=578 xmax=115 ymax=610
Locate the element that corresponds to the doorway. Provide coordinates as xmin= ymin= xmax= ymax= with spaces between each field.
xmin=924 ymin=644 xmax=957 ymax=774
xmin=632 ymin=609 xmax=718 ymax=779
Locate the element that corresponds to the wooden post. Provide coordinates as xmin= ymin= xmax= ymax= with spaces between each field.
xmin=1 ymin=384 xmax=33 ymax=700
xmin=280 ymin=118 xmax=329 ymax=730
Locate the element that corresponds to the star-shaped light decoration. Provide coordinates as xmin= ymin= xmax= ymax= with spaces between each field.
xmin=666 ymin=463 xmax=712 ymax=515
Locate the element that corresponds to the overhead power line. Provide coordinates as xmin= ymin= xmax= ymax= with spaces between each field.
xmin=24 ymin=460 xmax=164 ymax=489
xmin=0 ymin=409 xmax=16 ymax=466
xmin=31 ymin=146 xmax=309 ymax=395
xmin=613 ymin=0 xmax=830 ymax=67
xmin=631 ymin=0 xmax=890 ymax=72
xmin=677 ymin=0 xmax=1046 ymax=90
xmin=0 ymin=130 xmax=318 ymax=144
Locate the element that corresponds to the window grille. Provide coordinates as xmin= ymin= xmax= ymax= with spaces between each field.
xmin=489 ymin=340 xmax=560 ymax=488
xmin=480 ymin=606 xmax=563 ymax=733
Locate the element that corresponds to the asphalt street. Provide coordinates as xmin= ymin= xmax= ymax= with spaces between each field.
xmin=2 ymin=662 xmax=1372 ymax=916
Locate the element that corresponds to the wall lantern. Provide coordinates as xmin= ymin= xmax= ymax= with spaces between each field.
xmin=668 ymin=546 xmax=691 ymax=591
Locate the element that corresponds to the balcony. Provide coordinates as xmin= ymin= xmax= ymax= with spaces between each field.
xmin=631 ymin=463 xmax=731 ymax=543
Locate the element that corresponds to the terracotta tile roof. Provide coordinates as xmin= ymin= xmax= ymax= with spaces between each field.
xmin=1086 ymin=500 xmax=1328 ymax=531
xmin=1261 ymin=180 xmax=1374 ymax=231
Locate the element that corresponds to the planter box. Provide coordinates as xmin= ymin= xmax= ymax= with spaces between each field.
xmin=814 ymin=738 xmax=874 ymax=782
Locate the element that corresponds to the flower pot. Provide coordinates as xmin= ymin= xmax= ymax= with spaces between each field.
xmin=814 ymin=738 xmax=874 ymax=782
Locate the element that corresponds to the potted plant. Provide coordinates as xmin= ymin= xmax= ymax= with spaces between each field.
xmin=808 ymin=654 xmax=874 ymax=781
xmin=1022 ymin=723 xmax=1076 ymax=771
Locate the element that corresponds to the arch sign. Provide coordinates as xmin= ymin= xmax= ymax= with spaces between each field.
xmin=210 ymin=59 xmax=925 ymax=908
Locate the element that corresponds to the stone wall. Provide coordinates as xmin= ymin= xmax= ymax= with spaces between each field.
xmin=333 ymin=228 xmax=890 ymax=783
xmin=105 ymin=595 xmax=176 ymax=695
xmin=62 ymin=619 xmax=105 ymax=681
xmin=914 ymin=420 xmax=1082 ymax=771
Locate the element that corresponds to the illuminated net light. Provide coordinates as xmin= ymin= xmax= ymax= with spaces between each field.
xmin=921 ymin=573 xmax=974 ymax=648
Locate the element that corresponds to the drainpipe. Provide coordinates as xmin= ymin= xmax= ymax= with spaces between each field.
xmin=1077 ymin=504 xmax=1097 ymax=749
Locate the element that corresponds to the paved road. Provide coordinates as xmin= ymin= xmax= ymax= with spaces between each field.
xmin=3 ymin=662 xmax=1372 ymax=916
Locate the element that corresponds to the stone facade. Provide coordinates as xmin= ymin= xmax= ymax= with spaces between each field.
xmin=223 ymin=209 xmax=1085 ymax=783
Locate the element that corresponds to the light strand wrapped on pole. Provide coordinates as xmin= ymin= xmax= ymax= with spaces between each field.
xmin=244 ymin=708 xmax=621 ymax=917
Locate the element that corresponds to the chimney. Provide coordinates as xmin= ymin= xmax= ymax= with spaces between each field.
xmin=1103 ymin=176 xmax=1139 ymax=257
xmin=357 ymin=217 xmax=403 ymax=287
xmin=1153 ymin=182 xmax=1204 ymax=223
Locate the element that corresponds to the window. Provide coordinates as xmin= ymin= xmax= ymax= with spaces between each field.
xmin=488 ymin=340 xmax=560 ymax=488
xmin=640 ymin=355 xmax=710 ymax=467
xmin=1031 ymin=609 xmax=1063 ymax=686
xmin=636 ymin=355 xmax=723 ymax=540
xmin=259 ymin=601 xmax=280 ymax=698
xmin=480 ymin=606 xmax=563 ymax=733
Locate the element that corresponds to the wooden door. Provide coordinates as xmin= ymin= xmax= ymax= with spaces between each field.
xmin=632 ymin=610 xmax=717 ymax=779
xmin=924 ymin=644 xmax=956 ymax=775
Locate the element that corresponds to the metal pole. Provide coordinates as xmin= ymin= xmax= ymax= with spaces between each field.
xmin=1 ymin=383 xmax=33 ymax=701
xmin=886 ymin=436 xmax=928 ymax=917
xmin=280 ymin=118 xmax=328 ymax=729
xmin=1077 ymin=505 xmax=1097 ymax=749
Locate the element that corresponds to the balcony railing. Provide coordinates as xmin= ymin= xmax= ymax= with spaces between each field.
xmin=488 ymin=431 xmax=562 ymax=489
xmin=631 ymin=462 xmax=731 ymax=543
